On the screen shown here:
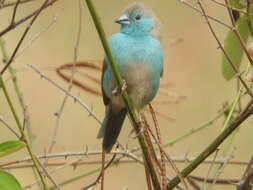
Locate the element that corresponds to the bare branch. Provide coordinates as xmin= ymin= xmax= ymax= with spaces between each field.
xmin=0 ymin=0 xmax=60 ymax=37
xmin=177 ymin=0 xmax=232 ymax=29
xmin=27 ymin=64 xmax=102 ymax=124
xmin=198 ymin=0 xmax=253 ymax=98
xmin=0 ymin=0 xmax=35 ymax=9
xmin=0 ymin=114 xmax=20 ymax=138
xmin=0 ymin=0 xmax=49 ymax=75
xmin=237 ymin=156 xmax=253 ymax=190
xmin=224 ymin=0 xmax=253 ymax=67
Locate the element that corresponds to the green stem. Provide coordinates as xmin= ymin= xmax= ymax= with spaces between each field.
xmin=167 ymin=100 xmax=253 ymax=189
xmin=221 ymin=91 xmax=241 ymax=131
xmin=206 ymin=64 xmax=251 ymax=190
xmin=0 ymin=39 xmax=32 ymax=140
xmin=0 ymin=76 xmax=49 ymax=190
xmin=247 ymin=0 xmax=253 ymax=37
xmin=85 ymin=0 xmax=161 ymax=189
xmin=0 ymin=38 xmax=40 ymax=188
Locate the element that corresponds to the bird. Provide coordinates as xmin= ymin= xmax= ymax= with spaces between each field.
xmin=97 ymin=2 xmax=164 ymax=153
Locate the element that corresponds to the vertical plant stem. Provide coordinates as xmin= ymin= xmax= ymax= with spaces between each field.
xmin=85 ymin=0 xmax=161 ymax=189
xmin=246 ymin=0 xmax=253 ymax=37
xmin=0 ymin=76 xmax=49 ymax=190
xmin=0 ymin=39 xmax=33 ymax=143
xmin=0 ymin=37 xmax=42 ymax=189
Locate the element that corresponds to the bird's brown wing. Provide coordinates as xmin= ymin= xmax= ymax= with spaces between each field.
xmin=101 ymin=59 xmax=110 ymax=106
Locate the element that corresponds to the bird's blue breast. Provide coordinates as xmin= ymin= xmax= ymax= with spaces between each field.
xmin=103 ymin=32 xmax=164 ymax=109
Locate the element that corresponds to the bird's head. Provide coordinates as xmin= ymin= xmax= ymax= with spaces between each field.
xmin=115 ymin=3 xmax=161 ymax=39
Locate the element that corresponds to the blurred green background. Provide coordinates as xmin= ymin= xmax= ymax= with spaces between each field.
xmin=0 ymin=0 xmax=253 ymax=189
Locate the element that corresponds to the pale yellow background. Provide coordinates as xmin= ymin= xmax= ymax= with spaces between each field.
xmin=0 ymin=0 xmax=252 ymax=189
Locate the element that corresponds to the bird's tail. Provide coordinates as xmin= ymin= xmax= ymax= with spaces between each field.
xmin=97 ymin=105 xmax=127 ymax=152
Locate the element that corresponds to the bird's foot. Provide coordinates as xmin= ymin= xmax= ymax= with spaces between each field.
xmin=112 ymin=79 xmax=127 ymax=96
xmin=121 ymin=79 xmax=127 ymax=93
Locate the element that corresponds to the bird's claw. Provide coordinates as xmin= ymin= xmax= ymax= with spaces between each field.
xmin=112 ymin=79 xmax=127 ymax=96
xmin=121 ymin=79 xmax=127 ymax=93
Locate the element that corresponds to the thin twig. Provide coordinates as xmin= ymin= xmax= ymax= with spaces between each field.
xmin=187 ymin=177 xmax=201 ymax=190
xmin=0 ymin=0 xmax=35 ymax=9
xmin=209 ymin=147 xmax=236 ymax=189
xmin=0 ymin=38 xmax=33 ymax=144
xmin=209 ymin=0 xmax=249 ymax=15
xmin=237 ymin=156 xmax=253 ymax=190
xmin=189 ymin=175 xmax=239 ymax=185
xmin=198 ymin=0 xmax=253 ymax=98
xmin=81 ymin=154 xmax=117 ymax=190
xmin=0 ymin=115 xmax=20 ymax=138
xmin=36 ymin=159 xmax=61 ymax=190
xmin=177 ymin=0 xmax=232 ymax=29
xmin=149 ymin=104 xmax=167 ymax=190
xmin=224 ymin=0 xmax=253 ymax=67
xmin=3 ymin=151 xmax=253 ymax=169
xmin=0 ymin=76 xmax=49 ymax=190
xmin=27 ymin=64 xmax=102 ymax=124
xmin=24 ymin=157 xmax=83 ymax=189
xmin=0 ymin=0 xmax=49 ymax=75
xmin=167 ymin=99 xmax=253 ymax=189
xmin=10 ymin=0 xmax=21 ymax=25
xmin=15 ymin=16 xmax=57 ymax=59
xmin=141 ymin=113 xmax=162 ymax=177
xmin=143 ymin=115 xmax=189 ymax=190
xmin=203 ymin=148 xmax=220 ymax=189
xmin=0 ymin=0 xmax=60 ymax=37
xmin=47 ymin=0 xmax=83 ymax=161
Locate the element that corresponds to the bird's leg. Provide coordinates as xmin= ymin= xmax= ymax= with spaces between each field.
xmin=112 ymin=79 xmax=127 ymax=96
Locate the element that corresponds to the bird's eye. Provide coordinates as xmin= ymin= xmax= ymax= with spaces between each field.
xmin=135 ymin=15 xmax=141 ymax=20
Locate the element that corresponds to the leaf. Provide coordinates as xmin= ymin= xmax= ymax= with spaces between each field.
xmin=229 ymin=0 xmax=246 ymax=9
xmin=0 ymin=141 xmax=26 ymax=158
xmin=222 ymin=15 xmax=250 ymax=80
xmin=0 ymin=170 xmax=23 ymax=190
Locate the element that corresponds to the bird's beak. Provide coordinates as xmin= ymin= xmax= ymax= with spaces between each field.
xmin=115 ymin=14 xmax=131 ymax=25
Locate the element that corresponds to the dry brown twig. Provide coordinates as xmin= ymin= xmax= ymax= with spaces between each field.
xmin=197 ymin=0 xmax=253 ymax=98
xmin=148 ymin=104 xmax=167 ymax=190
xmin=0 ymin=0 xmax=35 ymax=9
xmin=24 ymin=157 xmax=84 ymax=189
xmin=3 ymin=151 xmax=253 ymax=169
xmin=224 ymin=0 xmax=253 ymax=67
xmin=0 ymin=0 xmax=60 ymax=37
xmin=189 ymin=175 xmax=239 ymax=185
xmin=186 ymin=177 xmax=201 ymax=190
xmin=143 ymin=115 xmax=189 ymax=190
xmin=237 ymin=156 xmax=253 ymax=190
xmin=0 ymin=115 xmax=20 ymax=138
xmin=141 ymin=113 xmax=162 ymax=188
xmin=177 ymin=0 xmax=232 ymax=29
xmin=81 ymin=154 xmax=117 ymax=190
xmin=47 ymin=0 xmax=83 ymax=162
xmin=27 ymin=64 xmax=102 ymax=124
xmin=0 ymin=0 xmax=50 ymax=75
